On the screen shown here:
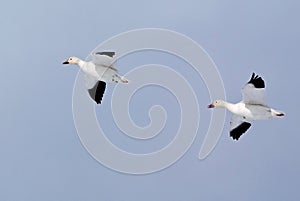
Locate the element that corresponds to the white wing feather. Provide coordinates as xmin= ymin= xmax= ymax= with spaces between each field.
xmin=242 ymin=84 xmax=266 ymax=105
xmin=91 ymin=53 xmax=114 ymax=67
xmin=84 ymin=74 xmax=98 ymax=89
xmin=230 ymin=114 xmax=245 ymax=131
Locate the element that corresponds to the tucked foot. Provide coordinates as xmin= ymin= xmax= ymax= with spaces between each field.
xmin=121 ymin=77 xmax=129 ymax=83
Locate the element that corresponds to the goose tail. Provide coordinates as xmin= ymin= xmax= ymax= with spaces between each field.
xmin=271 ymin=109 xmax=285 ymax=117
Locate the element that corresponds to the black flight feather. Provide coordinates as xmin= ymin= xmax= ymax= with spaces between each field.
xmin=95 ymin=52 xmax=115 ymax=58
xmin=247 ymin=73 xmax=265 ymax=88
xmin=230 ymin=122 xmax=251 ymax=140
xmin=88 ymin=81 xmax=106 ymax=104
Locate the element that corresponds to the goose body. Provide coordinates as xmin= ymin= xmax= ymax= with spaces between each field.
xmin=208 ymin=73 xmax=284 ymax=140
xmin=63 ymin=52 xmax=128 ymax=104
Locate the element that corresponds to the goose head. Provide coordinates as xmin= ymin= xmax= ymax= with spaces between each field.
xmin=208 ymin=100 xmax=226 ymax=108
xmin=62 ymin=56 xmax=81 ymax=65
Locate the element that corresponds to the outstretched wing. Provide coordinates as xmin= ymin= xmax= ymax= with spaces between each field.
xmin=87 ymin=81 xmax=106 ymax=104
xmin=91 ymin=52 xmax=115 ymax=67
xmin=230 ymin=114 xmax=252 ymax=140
xmin=91 ymin=51 xmax=118 ymax=72
xmin=242 ymin=73 xmax=266 ymax=105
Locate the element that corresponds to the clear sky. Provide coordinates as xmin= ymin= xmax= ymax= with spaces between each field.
xmin=1 ymin=0 xmax=299 ymax=200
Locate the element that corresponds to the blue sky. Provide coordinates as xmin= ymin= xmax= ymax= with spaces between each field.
xmin=1 ymin=0 xmax=299 ymax=200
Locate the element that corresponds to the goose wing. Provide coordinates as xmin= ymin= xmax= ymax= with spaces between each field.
xmin=91 ymin=51 xmax=115 ymax=66
xmin=242 ymin=73 xmax=266 ymax=105
xmin=87 ymin=80 xmax=106 ymax=104
xmin=83 ymin=74 xmax=106 ymax=104
xmin=230 ymin=114 xmax=252 ymax=140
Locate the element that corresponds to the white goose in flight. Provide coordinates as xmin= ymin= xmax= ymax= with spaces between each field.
xmin=208 ymin=73 xmax=285 ymax=140
xmin=63 ymin=52 xmax=128 ymax=104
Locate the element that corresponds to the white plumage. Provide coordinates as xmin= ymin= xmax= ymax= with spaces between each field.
xmin=63 ymin=52 xmax=128 ymax=104
xmin=208 ymin=73 xmax=284 ymax=140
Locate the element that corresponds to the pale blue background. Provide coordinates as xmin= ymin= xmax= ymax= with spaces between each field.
xmin=1 ymin=0 xmax=299 ymax=200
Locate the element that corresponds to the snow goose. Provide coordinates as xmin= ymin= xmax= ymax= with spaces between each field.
xmin=208 ymin=73 xmax=284 ymax=140
xmin=63 ymin=52 xmax=128 ymax=104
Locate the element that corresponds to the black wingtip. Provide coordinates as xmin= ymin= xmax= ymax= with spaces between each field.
xmin=247 ymin=72 xmax=265 ymax=88
xmin=88 ymin=81 xmax=106 ymax=104
xmin=95 ymin=51 xmax=115 ymax=58
xmin=230 ymin=122 xmax=251 ymax=140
